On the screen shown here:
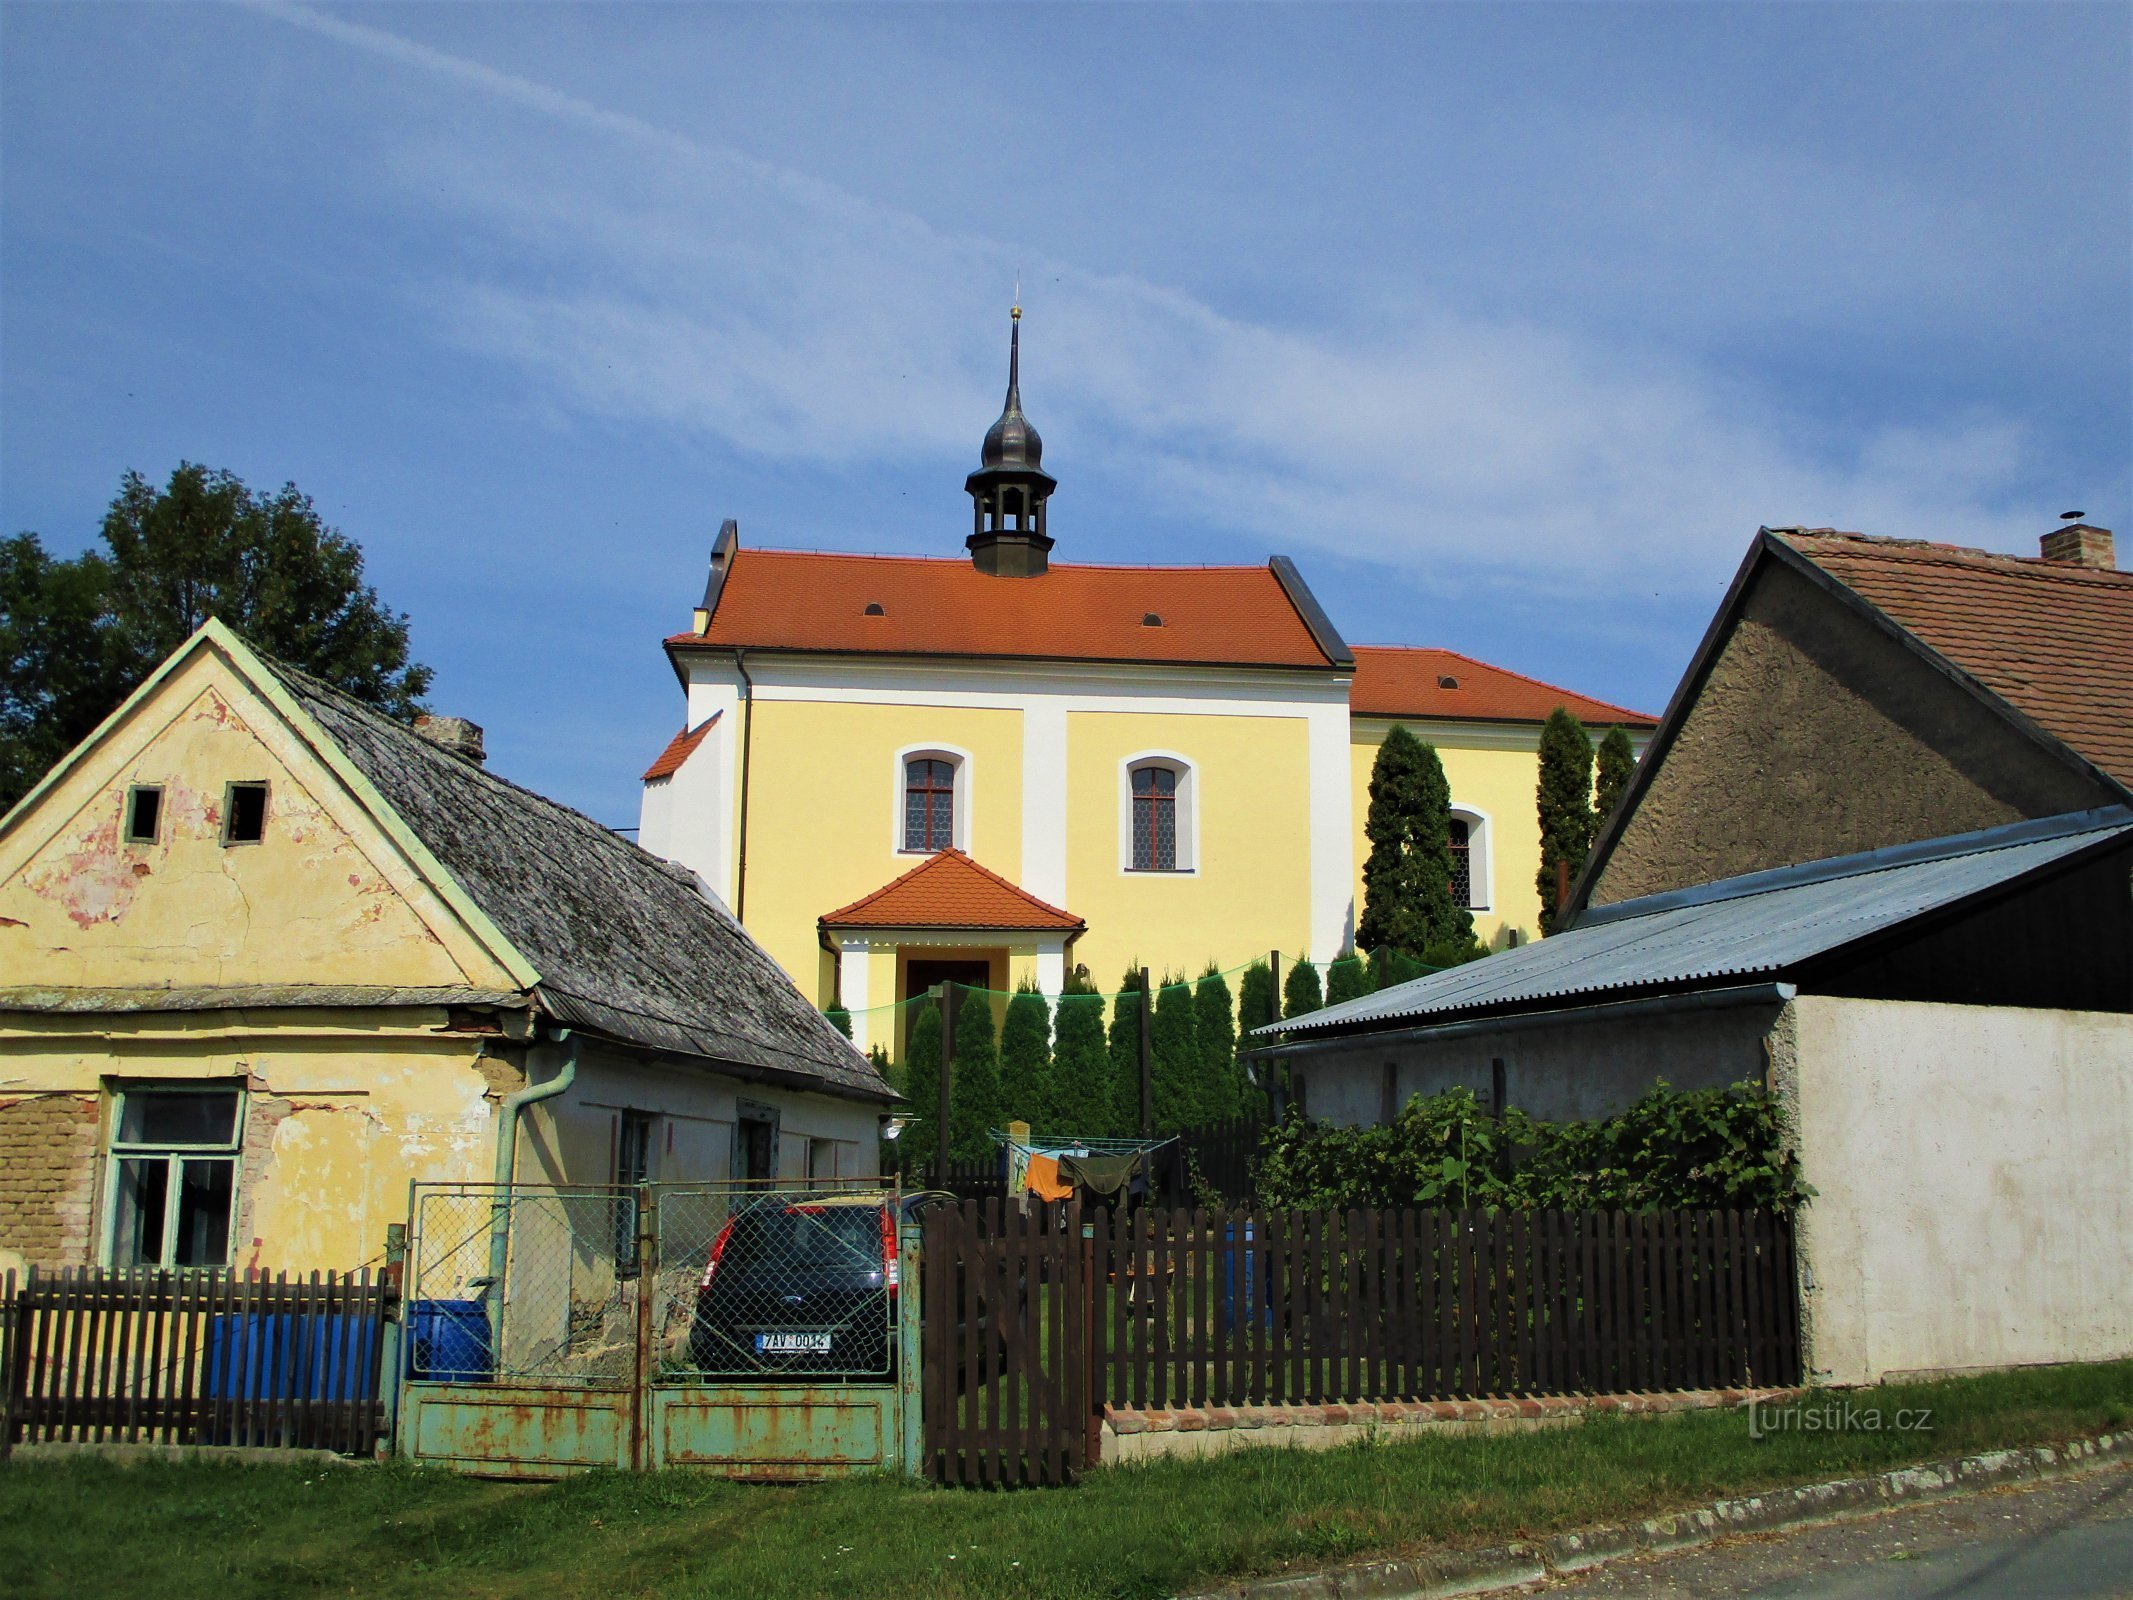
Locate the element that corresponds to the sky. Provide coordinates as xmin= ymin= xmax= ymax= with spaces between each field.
xmin=4 ymin=2 xmax=2127 ymax=829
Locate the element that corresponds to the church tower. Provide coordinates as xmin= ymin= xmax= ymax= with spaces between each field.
xmin=964 ymin=307 xmax=1057 ymax=576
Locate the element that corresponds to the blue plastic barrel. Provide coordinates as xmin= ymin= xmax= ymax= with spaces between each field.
xmin=407 ymin=1298 xmax=493 ymax=1383
xmin=1220 ymin=1223 xmax=1271 ymax=1334
xmin=206 ymin=1314 xmax=379 ymax=1398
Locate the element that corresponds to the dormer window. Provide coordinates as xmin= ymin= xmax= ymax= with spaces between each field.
xmin=1438 ymin=675 xmax=1460 ymax=690
xmin=864 ymin=602 xmax=885 ymax=616
xmin=1142 ymin=612 xmax=1164 ymax=627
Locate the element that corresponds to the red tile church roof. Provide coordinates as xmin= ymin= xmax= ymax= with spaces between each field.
xmin=1350 ymin=646 xmax=1656 ymax=727
xmin=641 ymin=713 xmax=721 ymax=781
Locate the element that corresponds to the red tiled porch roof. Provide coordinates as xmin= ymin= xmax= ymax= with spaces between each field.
xmin=820 ymin=849 xmax=1085 ymax=933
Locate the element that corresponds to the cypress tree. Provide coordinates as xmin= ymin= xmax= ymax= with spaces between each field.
xmin=1324 ymin=945 xmax=1375 ymax=1006
xmin=1150 ymin=971 xmax=1200 ymax=1132
xmin=1107 ymin=967 xmax=1149 ymax=1136
xmin=824 ymin=1002 xmax=853 ymax=1040
xmin=1536 ymin=707 xmax=1597 ymax=935
xmin=1050 ymin=969 xmax=1111 ymax=1136
xmin=946 ymin=986 xmax=1000 ymax=1162
xmin=900 ymin=1004 xmax=943 ymax=1175
xmin=999 ymin=980 xmax=1053 ymax=1130
xmin=1595 ymin=726 xmax=1636 ymax=826
xmin=1194 ymin=963 xmax=1239 ymax=1122
xmin=1236 ymin=960 xmax=1278 ymax=1116
xmin=1357 ymin=725 xmax=1472 ymax=957
xmin=1282 ymin=959 xmax=1324 ymax=1020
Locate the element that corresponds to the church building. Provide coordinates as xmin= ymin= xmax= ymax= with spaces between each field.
xmin=638 ymin=312 xmax=1652 ymax=1054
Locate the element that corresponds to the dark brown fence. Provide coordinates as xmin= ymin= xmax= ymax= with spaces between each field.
xmin=2 ymin=1267 xmax=393 ymax=1455
xmin=1091 ymin=1206 xmax=1799 ymax=1411
xmin=920 ymin=1199 xmax=1090 ymax=1486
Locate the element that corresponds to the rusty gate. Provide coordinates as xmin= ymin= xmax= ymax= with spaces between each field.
xmin=395 ymin=1181 xmax=923 ymax=1478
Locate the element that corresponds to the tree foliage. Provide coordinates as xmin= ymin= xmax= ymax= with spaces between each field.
xmin=2 ymin=463 xmax=432 ymax=811
xmin=1323 ymin=946 xmax=1375 ymax=1007
xmin=1356 ymin=726 xmax=1472 ymax=958
xmin=1535 ymin=707 xmax=1597 ymax=935
xmin=824 ymin=1003 xmax=853 ymax=1040
xmin=946 ymin=986 xmax=1000 ymax=1162
xmin=999 ymin=981 xmax=1053 ymax=1128
xmin=1150 ymin=972 xmax=1200 ymax=1131
xmin=1254 ymin=1082 xmax=1811 ymax=1214
xmin=1107 ymin=967 xmax=1149 ymax=1135
xmin=1281 ymin=959 xmax=1324 ymax=1020
xmin=898 ymin=1006 xmax=944 ymax=1175
xmin=1050 ymin=970 xmax=1112 ymax=1137
xmin=1193 ymin=963 xmax=1240 ymax=1122
xmin=1595 ymin=726 xmax=1637 ymax=827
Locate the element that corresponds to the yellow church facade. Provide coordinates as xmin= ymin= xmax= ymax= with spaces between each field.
xmin=638 ymin=318 xmax=1653 ymax=1055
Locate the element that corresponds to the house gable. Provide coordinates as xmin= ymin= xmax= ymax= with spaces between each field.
xmin=1587 ymin=551 xmax=2115 ymax=907
xmin=0 ymin=629 xmax=527 ymax=993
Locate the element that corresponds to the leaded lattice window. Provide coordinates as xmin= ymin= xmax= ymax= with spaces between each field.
xmin=1131 ymin=765 xmax=1178 ymax=870
xmin=1448 ymin=817 xmax=1473 ymax=909
xmin=903 ymin=758 xmax=955 ymax=851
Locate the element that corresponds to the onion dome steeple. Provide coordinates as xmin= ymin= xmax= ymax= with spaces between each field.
xmin=965 ymin=306 xmax=1057 ymax=576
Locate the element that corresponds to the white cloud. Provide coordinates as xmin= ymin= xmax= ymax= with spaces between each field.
xmin=261 ymin=2 xmax=2044 ymax=601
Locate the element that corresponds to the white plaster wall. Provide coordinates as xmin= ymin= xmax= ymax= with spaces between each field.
xmin=1791 ymin=995 xmax=2133 ymax=1386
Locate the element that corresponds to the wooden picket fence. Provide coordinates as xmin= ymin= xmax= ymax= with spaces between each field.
xmin=919 ymin=1202 xmax=1800 ymax=1484
xmin=1 ymin=1267 xmax=393 ymax=1455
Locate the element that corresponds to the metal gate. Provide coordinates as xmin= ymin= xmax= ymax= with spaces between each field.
xmin=396 ymin=1181 xmax=921 ymax=1478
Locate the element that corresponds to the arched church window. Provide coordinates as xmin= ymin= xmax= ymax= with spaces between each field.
xmin=903 ymin=758 xmax=956 ymax=852
xmin=1131 ymin=764 xmax=1179 ymax=871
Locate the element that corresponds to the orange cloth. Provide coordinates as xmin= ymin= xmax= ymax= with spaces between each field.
xmin=1024 ymin=1152 xmax=1073 ymax=1202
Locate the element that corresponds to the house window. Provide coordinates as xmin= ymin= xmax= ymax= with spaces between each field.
xmin=614 ymin=1110 xmax=655 ymax=1272
xmin=107 ymin=1086 xmax=242 ymax=1268
xmin=1131 ymin=766 xmax=1178 ymax=870
xmin=222 ymin=781 xmax=269 ymax=845
xmin=123 ymin=785 xmax=163 ymax=844
xmin=806 ymin=1136 xmax=840 ymax=1185
xmin=1121 ymin=754 xmax=1195 ymax=872
xmin=902 ymin=758 xmax=956 ymax=852
xmin=1448 ymin=819 xmax=1472 ymax=909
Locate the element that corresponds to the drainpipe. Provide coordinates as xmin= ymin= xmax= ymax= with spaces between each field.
xmin=485 ymin=1027 xmax=582 ymax=1297
xmin=733 ymin=647 xmax=755 ymax=924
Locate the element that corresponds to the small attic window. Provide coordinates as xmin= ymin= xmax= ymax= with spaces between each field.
xmin=1142 ymin=612 xmax=1165 ymax=627
xmin=863 ymin=602 xmax=886 ymax=616
xmin=123 ymin=785 xmax=163 ymax=845
xmin=1437 ymin=674 xmax=1461 ymax=690
xmin=222 ymin=782 xmax=269 ymax=846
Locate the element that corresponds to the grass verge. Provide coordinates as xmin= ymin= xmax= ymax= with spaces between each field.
xmin=3 ymin=1361 xmax=2128 ymax=1600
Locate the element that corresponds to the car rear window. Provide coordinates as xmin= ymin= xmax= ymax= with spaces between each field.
xmin=723 ymin=1204 xmax=882 ymax=1271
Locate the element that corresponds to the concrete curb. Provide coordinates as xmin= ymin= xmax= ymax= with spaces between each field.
xmin=1176 ymin=1428 xmax=2132 ymax=1600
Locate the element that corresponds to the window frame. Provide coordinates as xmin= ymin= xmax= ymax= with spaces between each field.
xmin=1116 ymin=752 xmax=1198 ymax=875
xmin=891 ymin=744 xmax=973 ymax=855
xmin=101 ymin=1083 xmax=245 ymax=1270
xmin=221 ymin=780 xmax=270 ymax=846
xmin=123 ymin=784 xmax=164 ymax=845
xmin=1448 ymin=805 xmax=1493 ymax=912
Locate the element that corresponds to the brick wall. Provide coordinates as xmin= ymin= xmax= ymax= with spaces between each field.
xmin=0 ymin=1094 xmax=100 ymax=1266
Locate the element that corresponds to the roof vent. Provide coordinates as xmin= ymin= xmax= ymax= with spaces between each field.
xmin=863 ymin=602 xmax=886 ymax=616
xmin=1437 ymin=674 xmax=1461 ymax=690
xmin=1142 ymin=612 xmax=1164 ymax=627
xmin=414 ymin=714 xmax=486 ymax=766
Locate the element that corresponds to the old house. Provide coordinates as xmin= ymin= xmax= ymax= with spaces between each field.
xmin=1574 ymin=520 xmax=2130 ymax=912
xmin=636 ymin=312 xmax=1652 ymax=1048
xmin=0 ymin=621 xmax=893 ymax=1277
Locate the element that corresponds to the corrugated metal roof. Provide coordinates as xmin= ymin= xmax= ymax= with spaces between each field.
xmin=1269 ymin=808 xmax=2133 ymax=1038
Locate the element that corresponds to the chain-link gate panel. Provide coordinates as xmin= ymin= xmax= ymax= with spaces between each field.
xmin=409 ymin=1185 xmax=638 ymax=1388
xmin=653 ymin=1183 xmax=899 ymax=1382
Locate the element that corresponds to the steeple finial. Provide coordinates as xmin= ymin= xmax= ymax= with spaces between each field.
xmin=964 ymin=305 xmax=1056 ymax=576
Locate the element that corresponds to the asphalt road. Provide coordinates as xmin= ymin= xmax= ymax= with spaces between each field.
xmin=1531 ymin=1465 xmax=2133 ymax=1599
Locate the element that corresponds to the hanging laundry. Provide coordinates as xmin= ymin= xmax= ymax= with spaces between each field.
xmin=1023 ymin=1151 xmax=1073 ymax=1202
xmin=1057 ymin=1150 xmax=1144 ymax=1196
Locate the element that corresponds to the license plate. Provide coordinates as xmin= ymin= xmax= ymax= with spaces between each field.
xmin=756 ymin=1331 xmax=833 ymax=1355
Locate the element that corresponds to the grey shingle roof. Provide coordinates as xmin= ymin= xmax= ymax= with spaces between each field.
xmin=1265 ymin=807 xmax=2133 ymax=1039
xmin=270 ymin=662 xmax=891 ymax=1101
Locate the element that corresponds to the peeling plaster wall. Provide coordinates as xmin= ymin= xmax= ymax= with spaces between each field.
xmin=1592 ymin=561 xmax=2111 ymax=906
xmin=0 ymin=651 xmax=517 ymax=991
xmin=1790 ymin=995 xmax=2133 ymax=1385
xmin=0 ymin=1009 xmax=513 ymax=1271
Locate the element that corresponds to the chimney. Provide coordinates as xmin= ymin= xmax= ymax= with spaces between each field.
xmin=414 ymin=714 xmax=486 ymax=766
xmin=2040 ymin=519 xmax=2116 ymax=571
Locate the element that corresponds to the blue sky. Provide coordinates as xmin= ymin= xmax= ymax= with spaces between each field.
xmin=4 ymin=2 xmax=2127 ymax=828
